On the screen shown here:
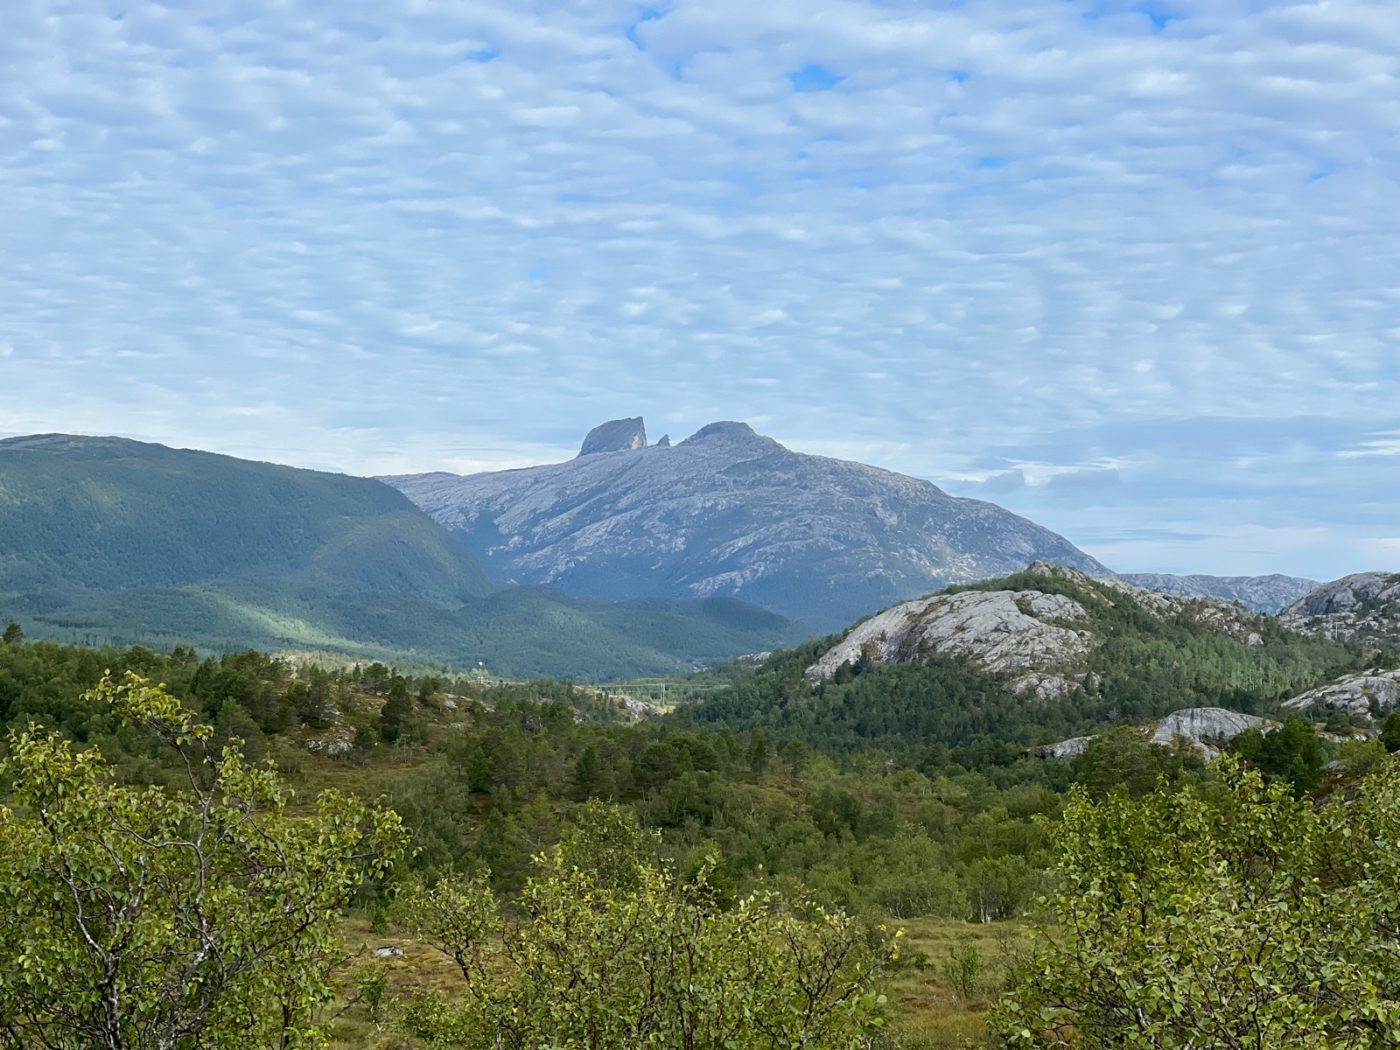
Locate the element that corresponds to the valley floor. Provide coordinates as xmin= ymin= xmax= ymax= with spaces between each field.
xmin=329 ymin=916 xmax=1024 ymax=1049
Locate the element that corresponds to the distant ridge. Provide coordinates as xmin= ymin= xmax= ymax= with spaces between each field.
xmin=1115 ymin=572 xmax=1318 ymax=613
xmin=0 ymin=432 xmax=492 ymax=602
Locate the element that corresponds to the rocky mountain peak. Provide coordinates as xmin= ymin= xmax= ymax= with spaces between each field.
xmin=681 ymin=421 xmax=774 ymax=448
xmin=578 ymin=417 xmax=648 ymax=457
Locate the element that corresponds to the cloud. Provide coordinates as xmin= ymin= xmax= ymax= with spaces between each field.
xmin=975 ymin=469 xmax=1028 ymax=495
xmin=1046 ymin=467 xmax=1122 ymax=491
xmin=1340 ymin=431 xmax=1400 ymax=458
xmin=1 ymin=0 xmax=1397 ymax=579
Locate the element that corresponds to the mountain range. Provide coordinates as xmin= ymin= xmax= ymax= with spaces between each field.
xmin=1114 ymin=572 xmax=1318 ymax=613
xmin=1 ymin=423 xmax=1378 ymax=679
xmin=383 ymin=418 xmax=1111 ymax=630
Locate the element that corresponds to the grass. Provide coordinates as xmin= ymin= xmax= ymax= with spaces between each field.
xmin=885 ymin=917 xmax=1027 ymax=1048
xmin=321 ymin=913 xmax=1025 ymax=1049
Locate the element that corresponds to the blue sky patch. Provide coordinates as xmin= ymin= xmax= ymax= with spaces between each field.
xmin=788 ymin=64 xmax=844 ymax=92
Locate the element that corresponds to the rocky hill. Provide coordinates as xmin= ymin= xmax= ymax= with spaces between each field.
xmin=688 ymin=565 xmax=1358 ymax=753
xmin=1281 ymin=573 xmax=1400 ymax=647
xmin=383 ymin=418 xmax=1109 ymax=630
xmin=806 ymin=563 xmax=1268 ymax=701
xmin=1115 ymin=572 xmax=1318 ymax=613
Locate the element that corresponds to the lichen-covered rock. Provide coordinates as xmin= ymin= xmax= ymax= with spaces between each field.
xmin=805 ymin=588 xmax=1092 ymax=698
xmin=1282 ymin=668 xmax=1400 ymax=719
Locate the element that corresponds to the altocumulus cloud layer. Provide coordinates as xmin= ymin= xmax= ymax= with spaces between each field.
xmin=1 ymin=0 xmax=1397 ymax=579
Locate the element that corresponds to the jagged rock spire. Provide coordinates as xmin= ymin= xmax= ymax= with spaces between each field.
xmin=578 ymin=418 xmax=647 ymax=457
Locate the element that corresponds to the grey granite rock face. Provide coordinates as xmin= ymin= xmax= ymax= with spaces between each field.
xmin=1281 ymin=573 xmax=1400 ymax=645
xmin=1040 ymin=708 xmax=1274 ymax=761
xmin=805 ymin=588 xmax=1094 ymax=698
xmin=1039 ymin=736 xmax=1093 ymax=759
xmin=1283 ymin=668 xmax=1400 ymax=719
xmin=1149 ymin=708 xmax=1273 ymax=759
xmin=383 ymin=420 xmax=1109 ymax=630
xmin=1115 ymin=572 xmax=1318 ymax=613
xmin=578 ymin=417 xmax=647 ymax=456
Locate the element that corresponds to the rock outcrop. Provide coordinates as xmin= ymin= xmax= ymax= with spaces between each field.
xmin=1149 ymin=708 xmax=1273 ymax=759
xmin=1283 ymin=668 xmax=1400 ymax=719
xmin=1039 ymin=736 xmax=1093 ymax=760
xmin=1040 ymin=707 xmax=1275 ymax=761
xmin=383 ymin=419 xmax=1109 ymax=630
xmin=1281 ymin=573 xmax=1400 ymax=646
xmin=806 ymin=587 xmax=1094 ymax=700
xmin=578 ymin=417 xmax=648 ymax=456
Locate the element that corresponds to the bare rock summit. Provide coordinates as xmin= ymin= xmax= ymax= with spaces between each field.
xmin=806 ymin=587 xmax=1094 ymax=700
xmin=578 ymin=417 xmax=648 ymax=457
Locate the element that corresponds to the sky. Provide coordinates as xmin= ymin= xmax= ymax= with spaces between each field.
xmin=2 ymin=0 xmax=1398 ymax=581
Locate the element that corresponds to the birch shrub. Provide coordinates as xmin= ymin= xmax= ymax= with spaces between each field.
xmin=991 ymin=757 xmax=1400 ymax=1048
xmin=0 ymin=672 xmax=408 ymax=1050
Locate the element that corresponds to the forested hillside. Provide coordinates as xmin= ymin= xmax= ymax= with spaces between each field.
xmin=0 ymin=435 xmax=808 ymax=678
xmin=0 ymin=434 xmax=492 ymax=600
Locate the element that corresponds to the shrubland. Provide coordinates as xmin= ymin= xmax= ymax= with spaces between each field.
xmin=1 ymin=590 xmax=1396 ymax=1047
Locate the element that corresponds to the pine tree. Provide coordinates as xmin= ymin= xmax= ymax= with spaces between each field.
xmin=379 ymin=677 xmax=412 ymax=743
